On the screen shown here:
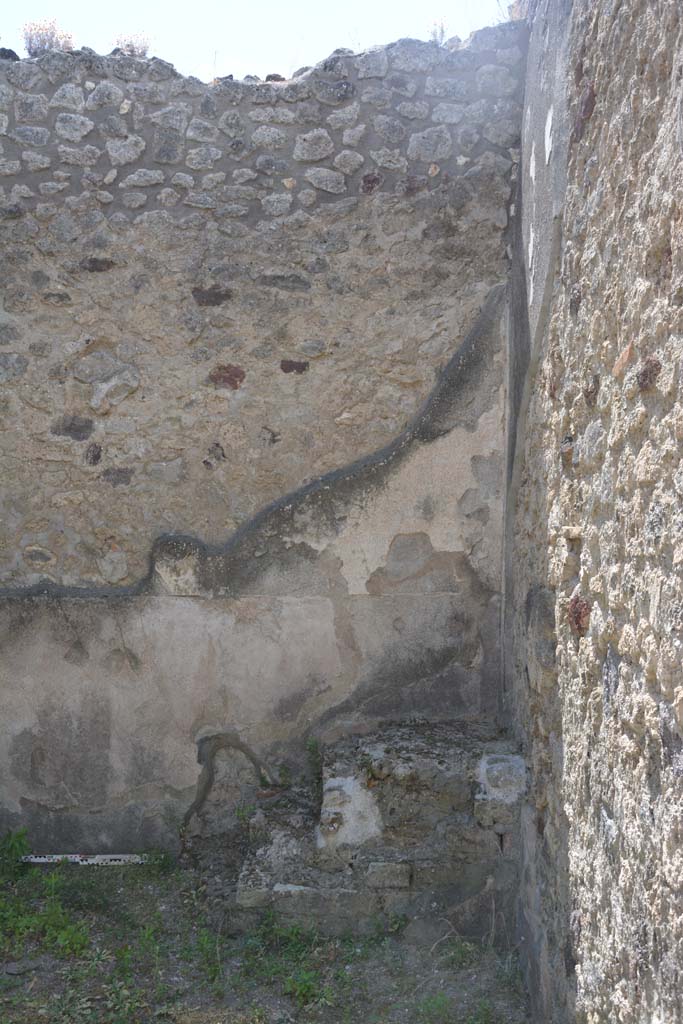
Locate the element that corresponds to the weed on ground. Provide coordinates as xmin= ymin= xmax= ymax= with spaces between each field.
xmin=0 ymin=836 xmax=529 ymax=1024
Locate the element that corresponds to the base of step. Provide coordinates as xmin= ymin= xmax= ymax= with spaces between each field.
xmin=184 ymin=724 xmax=527 ymax=947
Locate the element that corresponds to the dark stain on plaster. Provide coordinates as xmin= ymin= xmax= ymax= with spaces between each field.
xmin=51 ymin=415 xmax=94 ymax=441
xmin=101 ymin=467 xmax=134 ymax=486
xmin=64 ymin=639 xmax=89 ymax=665
xmin=257 ymin=274 xmax=311 ymax=292
xmin=261 ymin=427 xmax=281 ymax=445
xmin=102 ymin=647 xmax=141 ymax=672
xmin=80 ymin=257 xmax=116 ymax=272
xmin=316 ymin=643 xmax=484 ymax=736
xmin=571 ymin=81 xmax=596 ymax=144
xmin=85 ymin=442 xmax=102 ymax=465
xmin=9 ymin=695 xmax=112 ymax=809
xmin=0 ymin=283 xmax=504 ymax=603
xmin=274 ymin=681 xmax=321 ymax=722
xmin=208 ymin=442 xmax=226 ymax=460
xmin=192 ymin=285 xmax=233 ymax=306
xmin=280 ymin=359 xmax=309 ymax=374
xmin=525 ymin=586 xmax=556 ymax=671
xmin=182 ymin=731 xmax=275 ymax=828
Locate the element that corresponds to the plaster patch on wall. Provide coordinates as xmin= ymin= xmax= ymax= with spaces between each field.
xmin=544 ymin=105 xmax=553 ymax=164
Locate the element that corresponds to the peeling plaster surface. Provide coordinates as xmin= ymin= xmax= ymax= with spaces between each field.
xmin=0 ymin=26 xmax=525 ymax=591
xmin=0 ymin=25 xmax=525 ymax=851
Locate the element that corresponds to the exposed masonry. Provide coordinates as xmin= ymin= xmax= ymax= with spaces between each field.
xmin=0 ymin=30 xmax=523 ymax=223
xmin=2 ymin=6 xmax=682 ymax=1023
xmin=185 ymin=726 xmax=527 ymax=947
xmin=0 ymin=23 xmax=526 ymax=591
xmin=0 ymin=12 xmax=532 ymax=982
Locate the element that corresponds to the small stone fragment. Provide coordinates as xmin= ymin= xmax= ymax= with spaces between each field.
xmin=636 ymin=356 xmax=662 ymax=391
xmin=186 ymin=145 xmax=222 ymax=170
xmin=86 ymin=81 xmax=124 ymax=109
xmin=261 ymin=193 xmax=293 ymax=216
xmin=355 ymin=50 xmax=389 ymax=79
xmin=342 ymin=125 xmax=366 ymax=147
xmin=249 ymin=106 xmax=295 ymax=124
xmin=171 ymin=172 xmax=194 ymax=189
xmin=15 ymin=93 xmax=49 ymax=122
xmin=73 ymin=350 xmax=123 ymax=384
xmin=373 ymin=115 xmax=405 ymax=143
xmin=612 ymin=341 xmax=633 ymax=378
xmin=233 ymin=168 xmax=257 ymax=184
xmin=572 ymin=82 xmax=596 ymax=144
xmin=476 ymin=64 xmax=518 ymax=97
xmin=310 ymin=79 xmax=355 ymax=105
xmin=407 ymin=125 xmax=452 ymax=161
xmin=567 ymin=594 xmax=591 ymax=636
xmin=119 ymin=169 xmax=165 ymax=187
xmin=150 ymin=104 xmax=191 ymax=133
xmin=186 ymin=117 xmax=219 ymax=142
xmin=327 ymin=103 xmax=360 ymax=129
xmin=55 ymin=113 xmax=95 ymax=142
xmin=280 ymin=359 xmax=309 ymax=374
xmin=431 ymin=103 xmax=465 ymax=124
xmin=85 ymin=442 xmax=102 ymax=465
xmin=122 ymin=191 xmax=147 ymax=209
xmin=251 ymin=125 xmax=287 ymax=148
xmin=12 ymin=126 xmax=50 ymax=147
xmin=50 ymin=83 xmax=85 ymax=111
xmin=106 ymin=135 xmax=146 ymax=166
xmin=0 ymin=353 xmax=29 ymax=382
xmin=294 ymin=129 xmax=335 ymax=161
xmin=192 ymin=285 xmax=232 ymax=306
xmin=209 ymin=363 xmax=245 ymax=389
xmin=90 ymin=369 xmax=140 ymax=412
xmin=304 ymin=167 xmax=346 ymax=193
xmin=97 ymin=549 xmax=128 ymax=583
xmin=397 ymin=101 xmax=430 ymax=119
xmin=22 ymin=150 xmax=51 ymax=171
xmin=370 ymin=148 xmax=407 ymax=171
xmin=334 ymin=150 xmax=365 ymax=174
xmin=101 ymin=467 xmax=134 ymax=486
xmin=360 ymin=172 xmax=383 ymax=194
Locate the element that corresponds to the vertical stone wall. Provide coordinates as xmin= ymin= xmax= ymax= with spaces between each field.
xmin=508 ymin=1 xmax=683 ymax=1021
xmin=0 ymin=26 xmax=528 ymax=853
xmin=0 ymin=28 xmax=525 ymax=588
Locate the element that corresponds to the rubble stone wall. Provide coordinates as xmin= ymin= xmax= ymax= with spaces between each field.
xmin=508 ymin=1 xmax=683 ymax=1021
xmin=0 ymin=25 xmax=527 ymax=853
xmin=0 ymin=28 xmax=525 ymax=588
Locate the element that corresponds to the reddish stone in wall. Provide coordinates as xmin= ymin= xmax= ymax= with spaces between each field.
xmin=567 ymin=594 xmax=591 ymax=636
xmin=636 ymin=356 xmax=662 ymax=391
xmin=209 ymin=364 xmax=245 ymax=389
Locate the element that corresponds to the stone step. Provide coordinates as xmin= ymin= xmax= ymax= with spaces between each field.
xmin=192 ymin=725 xmax=527 ymax=946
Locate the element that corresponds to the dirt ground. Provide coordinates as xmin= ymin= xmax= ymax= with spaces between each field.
xmin=0 ymin=861 xmax=529 ymax=1024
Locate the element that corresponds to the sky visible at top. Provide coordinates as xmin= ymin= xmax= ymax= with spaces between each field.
xmin=2 ymin=0 xmax=511 ymax=83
